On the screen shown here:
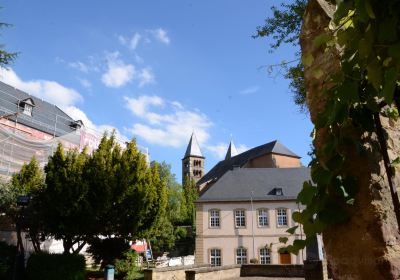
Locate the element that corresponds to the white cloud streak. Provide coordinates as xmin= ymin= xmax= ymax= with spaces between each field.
xmin=239 ymin=86 xmax=260 ymax=95
xmin=118 ymin=32 xmax=142 ymax=50
xmin=125 ymin=95 xmax=211 ymax=147
xmin=101 ymin=52 xmax=136 ymax=88
xmin=150 ymin=28 xmax=170 ymax=45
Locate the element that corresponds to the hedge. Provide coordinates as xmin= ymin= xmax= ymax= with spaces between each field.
xmin=26 ymin=252 xmax=85 ymax=280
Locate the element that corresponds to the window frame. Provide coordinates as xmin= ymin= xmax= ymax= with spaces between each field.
xmin=209 ymin=248 xmax=222 ymax=266
xmin=257 ymin=208 xmax=269 ymax=227
xmin=276 ymin=208 xmax=288 ymax=227
xmin=209 ymin=209 xmax=221 ymax=228
xmin=23 ymin=104 xmax=33 ymax=116
xmin=259 ymin=247 xmax=271 ymax=264
xmin=235 ymin=247 xmax=247 ymax=264
xmin=234 ymin=209 xmax=246 ymax=228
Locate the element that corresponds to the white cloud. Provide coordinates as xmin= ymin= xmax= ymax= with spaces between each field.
xmin=239 ymin=86 xmax=260 ymax=95
xmin=150 ymin=28 xmax=170 ymax=45
xmin=119 ymin=32 xmax=142 ymax=50
xmin=101 ymin=52 xmax=136 ymax=88
xmin=205 ymin=143 xmax=249 ymax=160
xmin=69 ymin=61 xmax=90 ymax=73
xmin=138 ymin=68 xmax=155 ymax=87
xmin=0 ymin=68 xmax=82 ymax=108
xmin=124 ymin=95 xmax=163 ymax=117
xmin=78 ymin=78 xmax=92 ymax=89
xmin=0 ymin=68 xmax=128 ymax=143
xmin=125 ymin=95 xmax=211 ymax=148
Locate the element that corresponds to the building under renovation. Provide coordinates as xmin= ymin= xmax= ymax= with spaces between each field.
xmin=0 ymin=80 xmax=148 ymax=178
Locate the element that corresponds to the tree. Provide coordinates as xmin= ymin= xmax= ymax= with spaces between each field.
xmin=0 ymin=158 xmax=45 ymax=253
xmin=260 ymin=0 xmax=400 ymax=278
xmin=42 ymin=144 xmax=90 ymax=253
xmin=182 ymin=177 xmax=198 ymax=226
xmin=0 ymin=19 xmax=18 ymax=68
xmin=42 ymin=135 xmax=168 ymax=257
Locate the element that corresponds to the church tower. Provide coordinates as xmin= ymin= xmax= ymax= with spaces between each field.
xmin=225 ymin=140 xmax=238 ymax=160
xmin=182 ymin=132 xmax=205 ymax=185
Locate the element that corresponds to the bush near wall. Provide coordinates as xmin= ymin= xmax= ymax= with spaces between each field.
xmin=26 ymin=252 xmax=86 ymax=280
xmin=0 ymin=241 xmax=16 ymax=280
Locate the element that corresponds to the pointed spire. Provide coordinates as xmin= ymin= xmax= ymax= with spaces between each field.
xmin=225 ymin=140 xmax=238 ymax=160
xmin=184 ymin=132 xmax=203 ymax=158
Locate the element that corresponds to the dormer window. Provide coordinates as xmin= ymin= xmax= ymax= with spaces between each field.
xmin=20 ymin=98 xmax=35 ymax=116
xmin=275 ymin=187 xmax=283 ymax=196
xmin=70 ymin=120 xmax=84 ymax=129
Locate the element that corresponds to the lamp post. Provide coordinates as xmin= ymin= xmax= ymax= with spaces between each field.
xmin=250 ymin=191 xmax=255 ymax=260
xmin=13 ymin=195 xmax=30 ymax=280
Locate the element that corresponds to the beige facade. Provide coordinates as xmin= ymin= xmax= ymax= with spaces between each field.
xmin=195 ymin=201 xmax=305 ymax=266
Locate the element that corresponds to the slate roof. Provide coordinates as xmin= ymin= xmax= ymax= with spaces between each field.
xmin=198 ymin=167 xmax=310 ymax=202
xmin=183 ymin=132 xmax=204 ymax=158
xmin=0 ymin=81 xmax=77 ymax=137
xmin=197 ymin=140 xmax=300 ymax=186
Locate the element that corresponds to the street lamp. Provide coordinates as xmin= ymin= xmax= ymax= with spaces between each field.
xmin=13 ymin=195 xmax=30 ymax=280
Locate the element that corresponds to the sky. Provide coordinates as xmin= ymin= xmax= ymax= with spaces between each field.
xmin=0 ymin=0 xmax=313 ymax=182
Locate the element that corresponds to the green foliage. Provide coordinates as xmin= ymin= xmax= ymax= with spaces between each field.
xmin=0 ymin=22 xmax=18 ymax=68
xmin=182 ymin=177 xmax=198 ymax=226
xmin=0 ymin=241 xmax=16 ymax=280
xmin=25 ymin=252 xmax=85 ymax=280
xmin=115 ymin=250 xmax=142 ymax=280
xmin=87 ymin=238 xmax=130 ymax=267
xmin=282 ymin=0 xmax=400 ymax=254
xmin=41 ymin=133 xmax=167 ymax=255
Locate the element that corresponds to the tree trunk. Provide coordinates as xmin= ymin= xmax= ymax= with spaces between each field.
xmin=300 ymin=0 xmax=400 ymax=279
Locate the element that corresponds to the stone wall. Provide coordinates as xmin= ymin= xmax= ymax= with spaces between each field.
xmin=240 ymin=264 xmax=304 ymax=278
xmin=144 ymin=265 xmax=209 ymax=280
xmin=186 ymin=265 xmax=241 ymax=280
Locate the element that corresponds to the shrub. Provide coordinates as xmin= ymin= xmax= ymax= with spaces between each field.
xmin=115 ymin=250 xmax=142 ymax=280
xmin=249 ymin=258 xmax=259 ymax=264
xmin=0 ymin=241 xmax=16 ymax=280
xmin=87 ymin=237 xmax=130 ymax=268
xmin=26 ymin=252 xmax=85 ymax=280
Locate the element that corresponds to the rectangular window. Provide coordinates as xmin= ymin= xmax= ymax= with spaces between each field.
xmin=258 ymin=209 xmax=269 ymax=227
xmin=259 ymin=248 xmax=271 ymax=264
xmin=277 ymin=209 xmax=288 ymax=227
xmin=210 ymin=249 xmax=221 ymax=266
xmin=236 ymin=247 xmax=247 ymax=264
xmin=210 ymin=209 xmax=220 ymax=228
xmin=23 ymin=105 xmax=32 ymax=116
xmin=234 ymin=209 xmax=246 ymax=227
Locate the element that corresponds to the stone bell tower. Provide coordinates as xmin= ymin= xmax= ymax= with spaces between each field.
xmin=182 ymin=132 xmax=205 ymax=186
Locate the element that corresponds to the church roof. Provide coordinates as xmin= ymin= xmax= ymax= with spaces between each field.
xmin=183 ymin=132 xmax=204 ymax=158
xmin=197 ymin=167 xmax=310 ymax=202
xmin=225 ymin=140 xmax=238 ymax=160
xmin=197 ymin=140 xmax=300 ymax=186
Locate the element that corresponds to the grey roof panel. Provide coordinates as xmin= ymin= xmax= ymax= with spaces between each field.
xmin=198 ymin=167 xmax=310 ymax=202
xmin=184 ymin=132 xmax=204 ymax=158
xmin=197 ymin=140 xmax=300 ymax=185
xmin=0 ymin=81 xmax=76 ymax=136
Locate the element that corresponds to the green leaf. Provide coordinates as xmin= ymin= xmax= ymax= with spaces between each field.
xmin=391 ymin=157 xmax=400 ymax=167
xmin=311 ymin=167 xmax=331 ymax=186
xmin=388 ymin=44 xmax=400 ymax=59
xmin=293 ymin=239 xmax=307 ymax=251
xmin=302 ymin=53 xmax=314 ymax=67
xmin=297 ymin=181 xmax=317 ymax=205
xmin=279 ymin=237 xmax=288 ymax=244
xmin=292 ymin=212 xmax=303 ymax=223
xmin=313 ymin=33 xmax=332 ymax=48
xmin=286 ymin=226 xmax=298 ymax=235
xmin=364 ymin=0 xmax=375 ymax=19
xmin=313 ymin=68 xmax=324 ymax=80
xmin=381 ymin=68 xmax=397 ymax=103
xmin=367 ymin=60 xmax=383 ymax=90
xmin=337 ymin=80 xmax=359 ymax=103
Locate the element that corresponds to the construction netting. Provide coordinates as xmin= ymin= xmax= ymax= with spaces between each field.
xmin=0 ymin=124 xmax=149 ymax=177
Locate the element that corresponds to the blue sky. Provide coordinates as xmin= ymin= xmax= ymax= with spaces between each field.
xmin=1 ymin=0 xmax=313 ymax=182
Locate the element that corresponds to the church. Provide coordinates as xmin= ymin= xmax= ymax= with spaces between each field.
xmin=182 ymin=133 xmax=310 ymax=266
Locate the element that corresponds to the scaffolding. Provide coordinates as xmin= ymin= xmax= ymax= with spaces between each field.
xmin=0 ymin=89 xmax=149 ymax=177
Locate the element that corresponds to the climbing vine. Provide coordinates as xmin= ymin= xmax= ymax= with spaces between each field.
xmin=280 ymin=0 xmax=400 ymax=253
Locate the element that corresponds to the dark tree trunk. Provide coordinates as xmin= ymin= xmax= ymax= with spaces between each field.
xmin=300 ymin=0 xmax=400 ymax=278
